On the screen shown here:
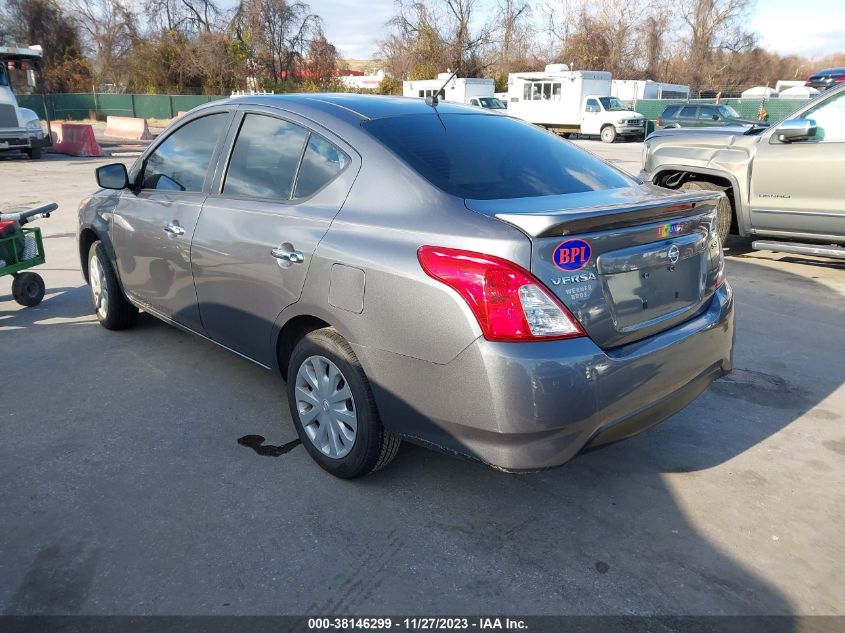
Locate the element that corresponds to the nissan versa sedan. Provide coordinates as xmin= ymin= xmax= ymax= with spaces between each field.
xmin=78 ymin=94 xmax=734 ymax=478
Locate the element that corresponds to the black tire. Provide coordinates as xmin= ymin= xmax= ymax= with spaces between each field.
xmin=679 ymin=180 xmax=733 ymax=245
xmin=287 ymin=327 xmax=400 ymax=478
xmin=600 ymin=125 xmax=617 ymax=143
xmin=11 ymin=272 xmax=45 ymax=306
xmin=88 ymin=240 xmax=138 ymax=330
xmin=27 ymin=147 xmax=43 ymax=159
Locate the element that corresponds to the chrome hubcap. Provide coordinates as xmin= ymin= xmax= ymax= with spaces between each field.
xmin=89 ymin=254 xmax=109 ymax=320
xmin=295 ymin=355 xmax=357 ymax=459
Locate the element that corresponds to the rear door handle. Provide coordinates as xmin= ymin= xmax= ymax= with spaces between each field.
xmin=164 ymin=223 xmax=185 ymax=236
xmin=271 ymin=247 xmax=304 ymax=264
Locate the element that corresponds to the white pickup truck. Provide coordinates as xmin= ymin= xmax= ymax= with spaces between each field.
xmin=0 ymin=45 xmax=49 ymax=159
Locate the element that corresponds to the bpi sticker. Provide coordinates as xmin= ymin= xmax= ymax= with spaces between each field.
xmin=658 ymin=222 xmax=684 ymax=239
xmin=553 ymin=239 xmax=591 ymax=271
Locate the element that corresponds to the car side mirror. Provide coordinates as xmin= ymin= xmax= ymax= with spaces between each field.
xmin=96 ymin=163 xmax=129 ymax=190
xmin=776 ymin=118 xmax=817 ymax=143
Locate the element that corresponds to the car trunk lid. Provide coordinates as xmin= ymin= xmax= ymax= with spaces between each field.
xmin=466 ymin=184 xmax=724 ymax=349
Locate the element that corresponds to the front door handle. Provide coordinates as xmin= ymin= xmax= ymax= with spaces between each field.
xmin=164 ymin=223 xmax=185 ymax=236
xmin=271 ymin=247 xmax=304 ymax=264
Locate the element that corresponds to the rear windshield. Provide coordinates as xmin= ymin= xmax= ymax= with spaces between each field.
xmin=362 ymin=113 xmax=632 ymax=200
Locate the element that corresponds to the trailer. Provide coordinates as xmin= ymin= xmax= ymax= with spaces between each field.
xmin=403 ymin=73 xmax=495 ymax=106
xmin=0 ymin=45 xmax=52 ymax=159
xmin=506 ymin=66 xmax=645 ymax=142
xmin=610 ymin=79 xmax=690 ymax=101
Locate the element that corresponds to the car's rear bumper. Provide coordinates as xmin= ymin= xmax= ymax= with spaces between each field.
xmin=355 ymin=283 xmax=734 ymax=471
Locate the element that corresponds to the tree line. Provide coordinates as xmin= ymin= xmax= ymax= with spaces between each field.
xmin=0 ymin=0 xmax=843 ymax=96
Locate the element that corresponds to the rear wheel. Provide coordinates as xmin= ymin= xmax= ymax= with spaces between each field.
xmin=11 ymin=272 xmax=45 ymax=306
xmin=287 ymin=327 xmax=400 ymax=478
xmin=679 ymin=180 xmax=733 ymax=245
xmin=600 ymin=125 xmax=617 ymax=143
xmin=88 ymin=240 xmax=138 ymax=330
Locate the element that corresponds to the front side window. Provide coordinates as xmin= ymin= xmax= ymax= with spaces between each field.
xmin=223 ymin=114 xmax=309 ymax=199
xmin=699 ymin=107 xmax=717 ymax=119
xmin=586 ymin=98 xmax=600 ymax=111
xmin=598 ymin=97 xmax=625 ymax=111
xmin=717 ymin=105 xmax=740 ymax=118
xmin=679 ymin=106 xmax=697 ymax=118
xmin=142 ymin=113 xmax=228 ymax=192
xmin=803 ymin=91 xmax=845 ymax=142
xmin=293 ymin=135 xmax=350 ymax=198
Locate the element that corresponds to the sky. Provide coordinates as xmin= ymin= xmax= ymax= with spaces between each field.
xmin=313 ymin=0 xmax=845 ymax=61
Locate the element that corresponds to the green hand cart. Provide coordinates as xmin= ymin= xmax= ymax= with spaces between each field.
xmin=0 ymin=203 xmax=58 ymax=307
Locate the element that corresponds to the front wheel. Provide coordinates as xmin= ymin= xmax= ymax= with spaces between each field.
xmin=679 ymin=181 xmax=733 ymax=245
xmin=88 ymin=240 xmax=138 ymax=329
xmin=600 ymin=126 xmax=617 ymax=143
xmin=287 ymin=327 xmax=400 ymax=478
xmin=27 ymin=147 xmax=43 ymax=159
xmin=11 ymin=272 xmax=45 ymax=306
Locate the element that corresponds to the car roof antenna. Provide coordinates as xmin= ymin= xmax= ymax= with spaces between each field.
xmin=425 ymin=64 xmax=460 ymax=130
xmin=425 ymin=65 xmax=461 ymax=108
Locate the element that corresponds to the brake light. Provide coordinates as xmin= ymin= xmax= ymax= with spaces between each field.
xmin=418 ymin=246 xmax=584 ymax=342
xmin=656 ymin=118 xmax=662 ymax=126
xmin=836 ymin=77 xmax=845 ymax=83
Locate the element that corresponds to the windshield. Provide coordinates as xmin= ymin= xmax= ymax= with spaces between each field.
xmin=478 ymin=97 xmax=505 ymax=109
xmin=598 ymin=97 xmax=627 ymax=111
xmin=716 ymin=105 xmax=740 ymax=118
xmin=362 ymin=113 xmax=633 ymax=200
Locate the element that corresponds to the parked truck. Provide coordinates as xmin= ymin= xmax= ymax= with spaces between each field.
xmin=611 ymin=79 xmax=690 ymax=101
xmin=0 ymin=45 xmax=51 ymax=159
xmin=506 ymin=66 xmax=645 ymax=142
xmin=403 ymin=73 xmax=496 ymax=106
xmin=641 ymin=84 xmax=845 ymax=256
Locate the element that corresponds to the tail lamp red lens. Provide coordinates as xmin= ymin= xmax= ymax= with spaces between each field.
xmin=417 ymin=246 xmax=585 ymax=342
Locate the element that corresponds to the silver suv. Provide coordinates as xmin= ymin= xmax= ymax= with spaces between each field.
xmin=78 ymin=94 xmax=734 ymax=478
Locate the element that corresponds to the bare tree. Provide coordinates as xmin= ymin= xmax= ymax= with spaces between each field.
xmin=679 ymin=0 xmax=755 ymax=91
xmin=68 ymin=0 xmax=138 ymax=85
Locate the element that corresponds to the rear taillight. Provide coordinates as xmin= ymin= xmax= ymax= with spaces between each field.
xmin=836 ymin=77 xmax=845 ymax=83
xmin=417 ymin=246 xmax=584 ymax=342
xmin=656 ymin=118 xmax=662 ymax=126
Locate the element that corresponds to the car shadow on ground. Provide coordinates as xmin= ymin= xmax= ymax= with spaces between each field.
xmin=1 ymin=258 xmax=841 ymax=618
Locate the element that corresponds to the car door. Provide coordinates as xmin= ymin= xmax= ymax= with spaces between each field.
xmin=698 ymin=106 xmax=720 ymax=127
xmin=749 ymin=89 xmax=845 ymax=238
xmin=191 ymin=108 xmax=359 ymax=366
xmin=581 ymin=98 xmax=602 ymax=135
xmin=112 ymin=111 xmax=232 ymax=330
xmin=677 ymin=105 xmax=698 ymax=127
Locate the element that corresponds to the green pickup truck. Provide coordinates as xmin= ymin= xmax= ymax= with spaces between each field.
xmin=641 ymin=85 xmax=845 ymax=259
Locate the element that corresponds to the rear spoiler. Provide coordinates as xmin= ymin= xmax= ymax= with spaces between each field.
xmin=493 ymin=190 xmax=722 ymax=238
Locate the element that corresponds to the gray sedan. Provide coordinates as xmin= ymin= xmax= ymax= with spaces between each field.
xmin=78 ymin=94 xmax=734 ymax=478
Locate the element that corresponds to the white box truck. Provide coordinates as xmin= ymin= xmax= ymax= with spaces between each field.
xmin=0 ymin=45 xmax=50 ymax=159
xmin=506 ymin=66 xmax=646 ymax=142
xmin=403 ymin=73 xmax=501 ymax=108
xmin=610 ymin=79 xmax=690 ymax=102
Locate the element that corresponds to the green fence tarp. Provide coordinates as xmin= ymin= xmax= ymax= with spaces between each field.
xmin=17 ymin=93 xmax=226 ymax=121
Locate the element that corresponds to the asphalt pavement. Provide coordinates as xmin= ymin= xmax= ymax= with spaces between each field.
xmin=1 ymin=147 xmax=843 ymax=618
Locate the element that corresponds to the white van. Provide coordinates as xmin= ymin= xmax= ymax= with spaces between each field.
xmin=506 ymin=67 xmax=645 ymax=142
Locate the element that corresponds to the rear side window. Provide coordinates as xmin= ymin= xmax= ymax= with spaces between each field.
xmin=362 ymin=113 xmax=633 ymax=200
xmin=679 ymin=106 xmax=697 ymax=118
xmin=294 ymin=135 xmax=349 ymax=199
xmin=223 ymin=114 xmax=309 ymax=199
xmin=142 ymin=113 xmax=228 ymax=192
